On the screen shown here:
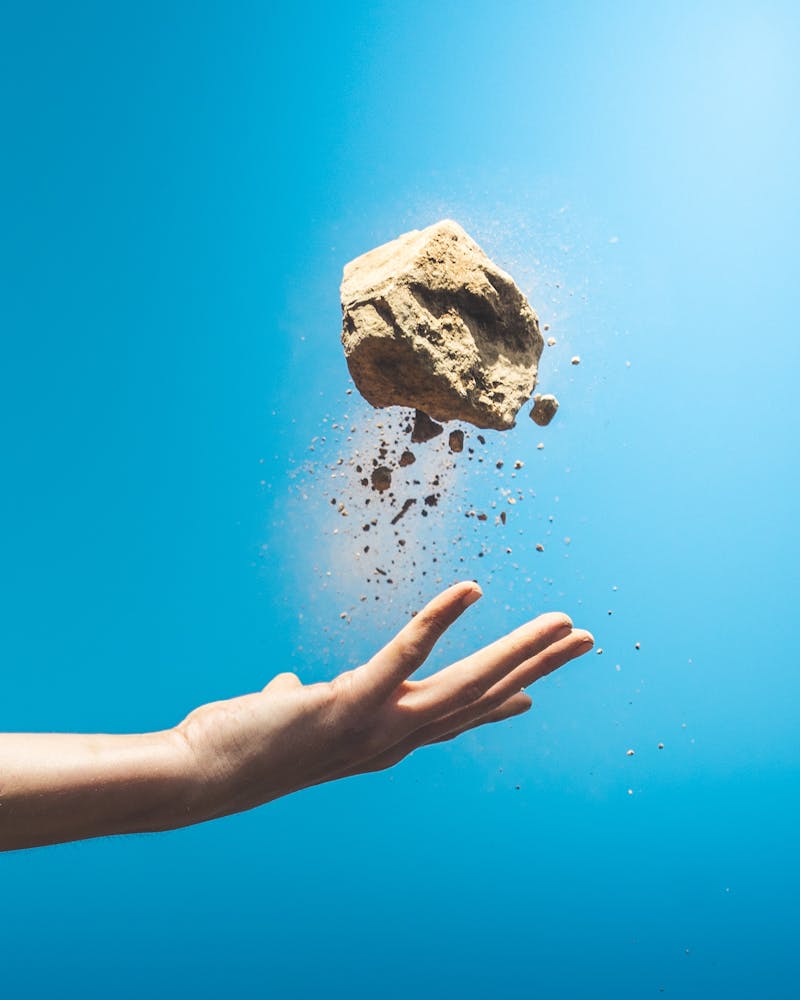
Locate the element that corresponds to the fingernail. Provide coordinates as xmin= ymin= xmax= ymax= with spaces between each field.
xmin=461 ymin=585 xmax=483 ymax=609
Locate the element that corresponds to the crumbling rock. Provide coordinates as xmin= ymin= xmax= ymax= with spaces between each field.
xmin=529 ymin=393 xmax=559 ymax=427
xmin=341 ymin=219 xmax=543 ymax=430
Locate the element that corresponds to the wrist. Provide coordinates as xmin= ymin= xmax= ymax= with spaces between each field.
xmin=151 ymin=727 xmax=215 ymax=832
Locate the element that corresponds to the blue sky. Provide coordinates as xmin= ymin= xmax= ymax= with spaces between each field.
xmin=1 ymin=2 xmax=799 ymax=997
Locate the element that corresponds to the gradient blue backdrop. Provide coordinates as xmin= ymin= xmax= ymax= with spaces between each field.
xmin=2 ymin=2 xmax=798 ymax=997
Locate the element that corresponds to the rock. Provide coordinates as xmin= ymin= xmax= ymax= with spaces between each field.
xmin=398 ymin=449 xmax=416 ymax=467
xmin=341 ymin=219 xmax=543 ymax=430
xmin=529 ymin=393 xmax=559 ymax=427
xmin=390 ymin=498 xmax=416 ymax=524
xmin=411 ymin=409 xmax=443 ymax=443
xmin=371 ymin=466 xmax=392 ymax=492
xmin=448 ymin=429 xmax=464 ymax=453
xmin=571 ymin=355 xmax=581 ymax=366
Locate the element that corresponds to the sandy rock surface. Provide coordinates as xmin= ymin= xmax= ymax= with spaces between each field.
xmin=341 ymin=220 xmax=543 ymax=430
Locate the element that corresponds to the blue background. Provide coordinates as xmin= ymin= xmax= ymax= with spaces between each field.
xmin=2 ymin=1 xmax=798 ymax=996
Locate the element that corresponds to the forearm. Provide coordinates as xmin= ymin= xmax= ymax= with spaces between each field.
xmin=0 ymin=729 xmax=199 ymax=851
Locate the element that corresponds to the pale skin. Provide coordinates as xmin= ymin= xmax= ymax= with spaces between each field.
xmin=0 ymin=582 xmax=593 ymax=852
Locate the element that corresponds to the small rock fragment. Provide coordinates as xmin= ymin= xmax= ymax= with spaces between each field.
xmin=571 ymin=355 xmax=581 ymax=366
xmin=390 ymin=498 xmax=416 ymax=525
xmin=411 ymin=409 xmax=443 ymax=443
xmin=535 ymin=543 xmax=544 ymax=552
xmin=626 ymin=749 xmax=635 ymax=757
xmin=546 ymin=336 xmax=556 ymax=346
xmin=657 ymin=743 xmax=665 ymax=750
xmin=371 ymin=466 xmax=392 ymax=492
xmin=529 ymin=393 xmax=559 ymax=427
xmin=448 ymin=429 xmax=464 ymax=453
xmin=398 ymin=449 xmax=416 ymax=467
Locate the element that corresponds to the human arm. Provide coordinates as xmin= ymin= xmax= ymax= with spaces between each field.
xmin=0 ymin=582 xmax=593 ymax=851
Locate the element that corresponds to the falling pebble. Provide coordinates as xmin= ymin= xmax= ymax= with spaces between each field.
xmin=535 ymin=543 xmax=544 ymax=552
xmin=596 ymin=647 xmax=603 ymax=655
xmin=635 ymin=642 xmax=641 ymax=650
xmin=658 ymin=743 xmax=664 ymax=750
xmin=514 ymin=460 xmax=524 ymax=469
xmin=571 ymin=356 xmax=581 ymax=366
xmin=398 ymin=449 xmax=416 ymax=467
xmin=371 ymin=466 xmax=392 ymax=492
xmin=627 ymin=789 xmax=633 ymax=795
xmin=546 ymin=336 xmax=556 ymax=347
xmin=626 ymin=749 xmax=635 ymax=756
xmin=530 ymin=394 xmax=559 ymax=427
xmin=536 ymin=442 xmax=544 ymax=450
xmin=410 ymin=409 xmax=443 ymax=443
xmin=448 ymin=429 xmax=464 ymax=453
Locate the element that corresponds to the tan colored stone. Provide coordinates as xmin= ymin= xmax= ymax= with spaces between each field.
xmin=341 ymin=220 xmax=543 ymax=431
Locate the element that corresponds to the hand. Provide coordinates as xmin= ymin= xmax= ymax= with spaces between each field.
xmin=177 ymin=582 xmax=594 ymax=824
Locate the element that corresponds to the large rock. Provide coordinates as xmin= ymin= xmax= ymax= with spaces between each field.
xmin=340 ymin=220 xmax=543 ymax=431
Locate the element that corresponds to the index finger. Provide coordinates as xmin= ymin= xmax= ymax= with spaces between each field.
xmin=355 ymin=581 xmax=482 ymax=704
